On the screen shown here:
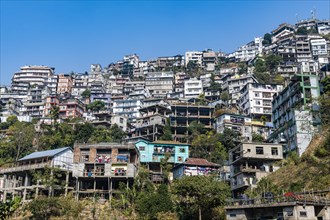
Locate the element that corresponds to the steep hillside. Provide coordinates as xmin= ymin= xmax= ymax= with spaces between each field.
xmin=267 ymin=129 xmax=330 ymax=191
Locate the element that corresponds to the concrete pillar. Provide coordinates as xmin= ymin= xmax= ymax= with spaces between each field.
xmin=65 ymin=171 xmax=69 ymax=197
xmin=2 ymin=174 xmax=7 ymax=202
xmin=48 ymin=169 xmax=54 ymax=197
xmin=12 ymin=174 xmax=17 ymax=199
xmin=23 ymin=172 xmax=29 ymax=201
xmin=35 ymin=180 xmax=40 ymax=198
xmin=93 ymin=179 xmax=96 ymax=202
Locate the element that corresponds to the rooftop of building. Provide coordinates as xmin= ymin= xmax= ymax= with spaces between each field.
xmin=181 ymin=158 xmax=220 ymax=167
xmin=18 ymin=147 xmax=71 ymax=161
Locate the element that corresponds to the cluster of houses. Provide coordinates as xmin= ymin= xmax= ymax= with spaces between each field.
xmin=1 ymin=16 xmax=330 ymax=217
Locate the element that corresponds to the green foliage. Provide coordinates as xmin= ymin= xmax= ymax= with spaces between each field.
xmin=172 ymin=175 xmax=230 ymax=220
xmin=0 ymin=115 xmax=18 ymax=130
xmin=28 ymin=197 xmax=62 ymax=219
xmin=238 ymin=63 xmax=247 ymax=75
xmin=27 ymin=196 xmax=83 ymax=219
xmin=265 ymin=54 xmax=282 ymax=74
xmin=245 ymin=177 xmax=280 ymax=198
xmin=254 ymin=72 xmax=271 ymax=84
xmin=191 ymin=131 xmax=227 ymax=164
xmin=160 ymin=119 xmax=173 ymax=141
xmin=109 ymin=124 xmax=126 ymax=142
xmin=0 ymin=197 xmax=21 ymax=220
xmin=136 ymin=184 xmax=173 ymax=219
xmin=187 ymin=121 xmax=206 ymax=143
xmin=87 ymin=100 xmax=106 ymax=112
xmin=218 ymin=128 xmax=239 ymax=151
xmin=75 ymin=123 xmax=95 ymax=143
xmin=296 ymin=27 xmax=308 ymax=35
xmin=252 ymin=132 xmax=264 ymax=142
xmin=254 ymin=59 xmax=267 ymax=73
xmin=220 ymin=91 xmax=229 ymax=103
xmin=262 ymin=33 xmax=272 ymax=46
xmin=81 ymin=89 xmax=91 ymax=98
xmin=32 ymin=167 xmax=65 ymax=194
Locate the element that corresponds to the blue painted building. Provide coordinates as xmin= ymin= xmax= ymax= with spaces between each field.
xmin=135 ymin=140 xmax=189 ymax=164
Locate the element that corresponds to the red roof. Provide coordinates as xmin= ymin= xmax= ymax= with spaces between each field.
xmin=183 ymin=158 xmax=220 ymax=167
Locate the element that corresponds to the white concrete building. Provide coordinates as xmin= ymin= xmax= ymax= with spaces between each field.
xmin=112 ymin=99 xmax=142 ymax=123
xmin=11 ymin=65 xmax=55 ymax=95
xmin=221 ymin=74 xmax=258 ymax=104
xmin=145 ymin=72 xmax=174 ymax=98
xmin=233 ymin=37 xmax=263 ymax=62
xmin=185 ymin=51 xmax=203 ymax=67
xmin=184 ymin=78 xmax=203 ymax=99
xmin=239 ymin=83 xmax=283 ymax=118
xmin=310 ymin=38 xmax=328 ymax=56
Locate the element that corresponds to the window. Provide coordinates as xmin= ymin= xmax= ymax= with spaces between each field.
xmin=139 ymin=146 xmax=145 ymax=151
xmin=179 ymin=148 xmax=186 ymax=153
xmin=178 ymin=156 xmax=183 ymax=162
xmin=247 ymin=149 xmax=251 ymax=152
xmin=255 ymin=100 xmax=261 ymax=105
xmin=299 ymin=211 xmax=307 ymax=217
xmin=120 ymin=118 xmax=124 ymax=123
xmin=256 ymin=147 xmax=264 ymax=155
xmin=229 ymin=214 xmax=236 ymax=217
xmin=271 ymin=147 xmax=278 ymax=155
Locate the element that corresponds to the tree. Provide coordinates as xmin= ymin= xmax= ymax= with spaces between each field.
xmin=265 ymin=54 xmax=282 ymax=74
xmin=7 ymin=121 xmax=36 ymax=161
xmin=238 ymin=63 xmax=247 ymax=75
xmin=88 ymin=126 xmax=112 ymax=143
xmin=296 ymin=27 xmax=308 ymax=35
xmin=191 ymin=131 xmax=227 ymax=164
xmin=252 ymin=132 xmax=264 ymax=142
xmin=262 ymin=33 xmax=272 ymax=46
xmin=160 ymin=119 xmax=173 ymax=141
xmin=254 ymin=59 xmax=267 ymax=73
xmin=218 ymin=128 xmax=239 ymax=151
xmin=81 ymin=89 xmax=91 ymax=98
xmin=49 ymin=105 xmax=60 ymax=127
xmin=187 ymin=121 xmax=205 ymax=143
xmin=75 ymin=123 xmax=95 ymax=143
xmin=87 ymin=100 xmax=105 ymax=112
xmin=220 ymin=91 xmax=230 ymax=105
xmin=172 ymin=176 xmax=230 ymax=220
xmin=109 ymin=124 xmax=126 ymax=142
xmin=254 ymin=72 xmax=271 ymax=84
xmin=136 ymin=184 xmax=173 ymax=219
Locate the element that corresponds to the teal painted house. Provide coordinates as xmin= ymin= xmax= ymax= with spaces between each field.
xmin=135 ymin=140 xmax=189 ymax=164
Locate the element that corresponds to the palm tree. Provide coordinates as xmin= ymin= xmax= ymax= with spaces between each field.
xmin=50 ymin=105 xmax=60 ymax=128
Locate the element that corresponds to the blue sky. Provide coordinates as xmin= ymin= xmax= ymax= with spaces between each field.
xmin=1 ymin=1 xmax=329 ymax=85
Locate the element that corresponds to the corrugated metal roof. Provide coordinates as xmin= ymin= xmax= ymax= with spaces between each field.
xmin=183 ymin=158 xmax=220 ymax=167
xmin=18 ymin=147 xmax=71 ymax=161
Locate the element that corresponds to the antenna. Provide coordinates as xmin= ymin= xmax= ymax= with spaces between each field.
xmin=296 ymin=14 xmax=299 ymax=22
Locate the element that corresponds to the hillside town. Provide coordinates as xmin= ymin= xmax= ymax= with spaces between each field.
xmin=1 ymin=15 xmax=330 ymax=220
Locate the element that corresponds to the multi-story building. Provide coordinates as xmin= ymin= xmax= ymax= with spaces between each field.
xmin=310 ymin=38 xmax=328 ymax=59
xmin=59 ymin=98 xmax=85 ymax=119
xmin=271 ymin=23 xmax=295 ymax=44
xmin=145 ymin=72 xmax=174 ymax=98
xmin=135 ymin=140 xmax=189 ymax=181
xmin=11 ymin=65 xmax=55 ymax=95
xmin=57 ymin=74 xmax=73 ymax=95
xmin=123 ymin=54 xmax=139 ymax=68
xmin=202 ymin=50 xmax=217 ymax=71
xmin=112 ymin=99 xmax=142 ymax=123
xmin=232 ymin=38 xmax=263 ymax=62
xmin=184 ymin=78 xmax=203 ymax=98
xmin=21 ymin=86 xmax=51 ymax=119
xmin=173 ymin=158 xmax=220 ymax=179
xmin=239 ymin=83 xmax=283 ymax=119
xmin=295 ymin=36 xmax=312 ymax=62
xmin=0 ymin=147 xmax=73 ymax=202
xmin=129 ymin=105 xmax=172 ymax=142
xmin=270 ymin=73 xmax=320 ymax=156
xmin=215 ymin=113 xmax=252 ymax=142
xmin=229 ymin=143 xmax=283 ymax=197
xmin=185 ymin=51 xmax=203 ymax=67
xmin=156 ymin=55 xmax=183 ymax=69
xmin=221 ymin=74 xmax=258 ymax=104
xmin=169 ymin=103 xmax=214 ymax=142
xmin=72 ymin=143 xmax=138 ymax=200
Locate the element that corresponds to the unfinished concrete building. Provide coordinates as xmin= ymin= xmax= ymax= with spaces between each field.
xmin=72 ymin=143 xmax=139 ymax=200
xmin=0 ymin=147 xmax=73 ymax=202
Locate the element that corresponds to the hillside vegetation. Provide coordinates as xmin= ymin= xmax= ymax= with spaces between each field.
xmin=267 ymin=129 xmax=330 ymax=192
